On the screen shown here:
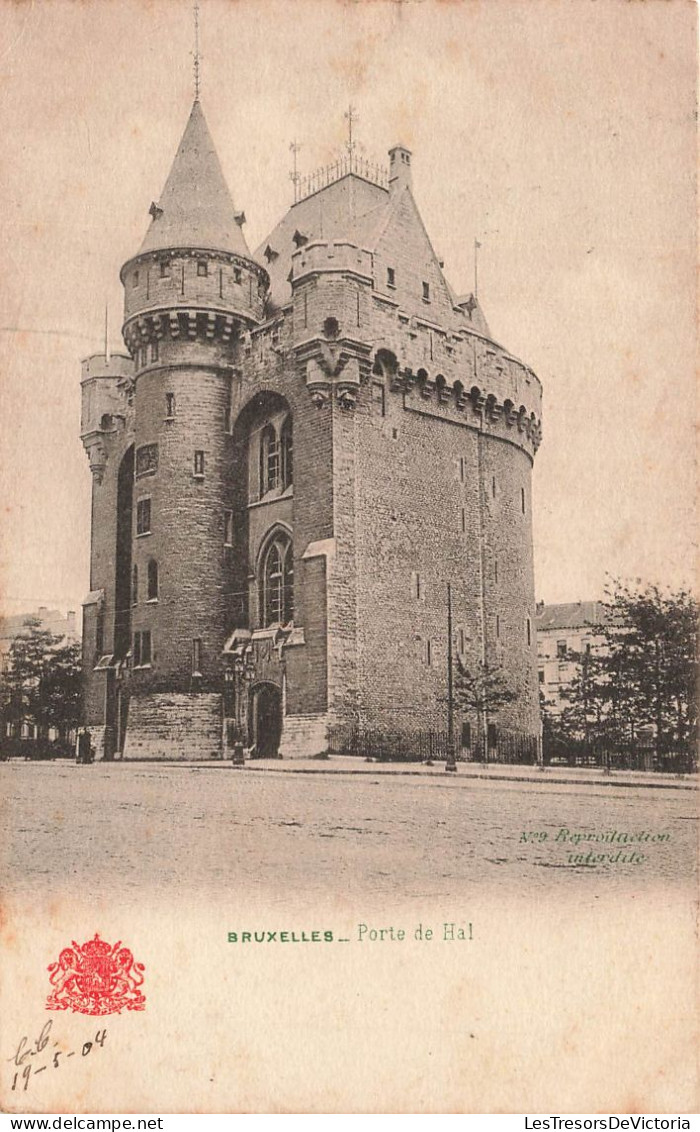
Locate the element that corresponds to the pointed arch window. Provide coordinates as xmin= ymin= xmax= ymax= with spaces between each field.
xmin=261 ymin=534 xmax=294 ymax=627
xmin=259 ymin=423 xmax=280 ymax=495
xmin=280 ymin=415 xmax=293 ymax=490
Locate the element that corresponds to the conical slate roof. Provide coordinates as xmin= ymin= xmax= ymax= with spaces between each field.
xmin=139 ymin=100 xmax=250 ymax=258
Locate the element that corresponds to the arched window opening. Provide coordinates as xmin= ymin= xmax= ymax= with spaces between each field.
xmin=373 ymin=349 xmax=398 ymax=382
xmin=280 ymin=416 xmax=293 ymax=490
xmin=261 ymin=536 xmax=294 ymax=627
xmin=259 ymin=423 xmax=280 ymax=496
xmin=147 ymin=559 xmax=158 ymax=601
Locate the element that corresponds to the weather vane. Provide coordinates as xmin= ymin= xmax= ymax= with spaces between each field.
xmin=344 ymin=104 xmax=358 ymax=158
xmin=192 ymin=1 xmax=201 ymax=102
xmin=289 ymin=140 xmax=302 ymax=203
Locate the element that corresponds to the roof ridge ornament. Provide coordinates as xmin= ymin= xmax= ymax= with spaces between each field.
xmin=192 ymin=1 xmax=201 ymax=103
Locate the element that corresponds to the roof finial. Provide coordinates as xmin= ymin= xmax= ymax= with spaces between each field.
xmin=192 ymin=1 xmax=201 ymax=102
xmin=474 ymin=237 xmax=482 ymax=300
xmin=344 ymin=104 xmax=358 ymax=164
xmin=289 ymin=140 xmax=302 ymax=203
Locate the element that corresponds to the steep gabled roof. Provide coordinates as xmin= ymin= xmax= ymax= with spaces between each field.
xmin=535 ymin=602 xmax=612 ymax=632
xmin=255 ymin=174 xmax=390 ymax=308
xmin=139 ymin=100 xmax=250 ymax=258
xmin=256 ymin=173 xmax=492 ymax=340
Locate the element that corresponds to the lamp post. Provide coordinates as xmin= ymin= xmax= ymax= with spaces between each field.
xmin=446 ymin=582 xmax=457 ymax=772
xmin=224 ymin=665 xmax=245 ymax=767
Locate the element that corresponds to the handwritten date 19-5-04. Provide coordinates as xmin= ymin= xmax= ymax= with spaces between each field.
xmin=8 ymin=1019 xmax=107 ymax=1093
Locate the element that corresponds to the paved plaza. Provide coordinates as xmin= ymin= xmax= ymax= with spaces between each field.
xmin=3 ymin=760 xmax=696 ymax=911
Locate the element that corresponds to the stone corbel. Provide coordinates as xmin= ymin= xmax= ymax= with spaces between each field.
xmin=309 ymin=384 xmax=331 ymax=409
xmin=437 ymin=380 xmax=451 ymax=404
xmin=470 ymin=390 xmax=486 ymax=414
xmin=84 ymin=436 xmax=108 ymax=484
xmin=503 ymin=402 xmax=518 ymax=427
xmin=336 ymin=385 xmax=357 ymax=410
xmin=454 ymin=385 xmax=468 ymax=410
xmin=486 ymin=395 xmax=503 ymax=423
xmin=391 ymin=367 xmax=409 ymax=393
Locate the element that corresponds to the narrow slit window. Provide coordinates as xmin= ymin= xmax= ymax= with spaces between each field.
xmin=194 ymin=450 xmax=205 ymax=477
xmin=260 ymin=424 xmax=280 ymax=494
xmin=371 ymin=382 xmax=385 ymax=417
xmin=281 ymin=416 xmax=293 ymax=490
xmin=192 ymin=638 xmax=202 ymax=676
xmin=165 ymin=392 xmax=175 ymax=419
xmin=136 ymin=498 xmax=151 ymax=536
xmin=387 ymin=267 xmax=396 ymax=288
xmin=224 ymin=510 xmax=234 ymax=547
xmin=147 ymin=560 xmax=158 ymax=601
xmin=422 ymin=281 xmax=430 ymax=301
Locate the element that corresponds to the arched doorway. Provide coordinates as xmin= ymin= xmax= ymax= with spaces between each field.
xmin=250 ymin=683 xmax=282 ymax=757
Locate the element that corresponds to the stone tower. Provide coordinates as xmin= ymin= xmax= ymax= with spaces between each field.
xmin=81 ymin=100 xmax=543 ymax=761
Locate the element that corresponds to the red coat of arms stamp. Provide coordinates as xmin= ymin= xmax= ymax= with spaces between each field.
xmin=46 ymin=933 xmax=146 ymax=1016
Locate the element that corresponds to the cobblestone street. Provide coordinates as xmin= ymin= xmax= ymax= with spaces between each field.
xmin=3 ymin=761 xmax=695 ymax=910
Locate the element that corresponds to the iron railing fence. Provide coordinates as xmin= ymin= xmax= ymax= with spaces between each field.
xmin=327 ymin=724 xmax=539 ymax=765
xmin=542 ymin=735 xmax=697 ymax=774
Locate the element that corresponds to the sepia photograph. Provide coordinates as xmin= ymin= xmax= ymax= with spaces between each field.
xmin=0 ymin=0 xmax=697 ymax=1116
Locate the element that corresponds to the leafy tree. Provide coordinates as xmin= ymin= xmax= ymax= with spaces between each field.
xmin=555 ymin=581 xmax=697 ymax=765
xmin=0 ymin=618 xmax=82 ymax=741
xmin=42 ymin=641 xmax=83 ymax=737
xmin=453 ymin=656 xmax=517 ymax=749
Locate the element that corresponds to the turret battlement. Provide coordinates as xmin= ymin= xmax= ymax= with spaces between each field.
xmin=80 ymin=352 xmax=134 ymax=482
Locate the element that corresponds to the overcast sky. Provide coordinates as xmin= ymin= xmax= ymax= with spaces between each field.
xmin=0 ymin=0 xmax=696 ymax=621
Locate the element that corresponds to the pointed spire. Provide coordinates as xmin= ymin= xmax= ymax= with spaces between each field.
xmin=138 ymin=101 xmax=250 ymax=259
xmin=192 ymin=1 xmax=201 ymax=102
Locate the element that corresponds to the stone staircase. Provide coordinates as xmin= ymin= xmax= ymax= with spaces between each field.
xmin=123 ymin=692 xmax=223 ymax=760
xmin=279 ymin=713 xmax=329 ymax=759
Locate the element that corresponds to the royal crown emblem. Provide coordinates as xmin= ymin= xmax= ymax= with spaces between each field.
xmin=46 ymin=933 xmax=146 ymax=1016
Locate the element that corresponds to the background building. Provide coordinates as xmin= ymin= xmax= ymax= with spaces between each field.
xmin=536 ymin=601 xmax=609 ymax=717
xmin=0 ymin=607 xmax=78 ymax=680
xmin=1 ymin=607 xmax=79 ymax=743
xmin=80 ymin=99 xmax=543 ymax=760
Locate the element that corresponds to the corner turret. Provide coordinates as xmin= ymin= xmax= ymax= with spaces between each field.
xmin=80 ymin=352 xmax=134 ymax=483
xmin=388 ymin=144 xmax=413 ymax=193
xmin=120 ymin=100 xmax=268 ymax=360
